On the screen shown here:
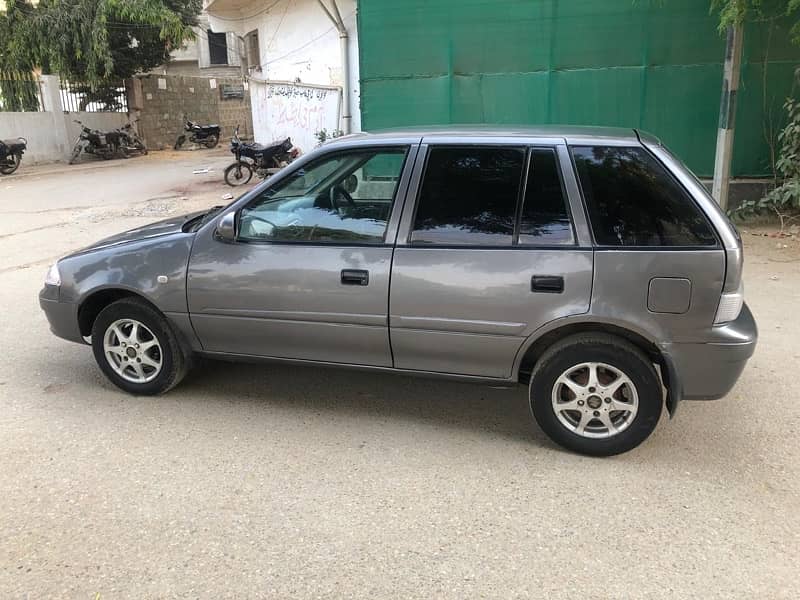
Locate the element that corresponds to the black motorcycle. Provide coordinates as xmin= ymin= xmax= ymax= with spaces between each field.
xmin=69 ymin=120 xmax=124 ymax=164
xmin=117 ymin=121 xmax=148 ymax=157
xmin=224 ymin=126 xmax=299 ymax=186
xmin=0 ymin=137 xmax=27 ymax=175
xmin=174 ymin=118 xmax=221 ymax=150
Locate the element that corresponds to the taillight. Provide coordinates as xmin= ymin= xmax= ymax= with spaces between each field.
xmin=714 ymin=282 xmax=744 ymax=325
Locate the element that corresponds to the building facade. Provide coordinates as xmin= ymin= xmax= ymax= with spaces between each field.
xmin=204 ymin=0 xmax=797 ymax=177
xmin=204 ymin=0 xmax=360 ymax=152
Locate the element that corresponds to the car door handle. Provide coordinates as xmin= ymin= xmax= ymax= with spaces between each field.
xmin=341 ymin=269 xmax=369 ymax=286
xmin=531 ymin=275 xmax=564 ymax=294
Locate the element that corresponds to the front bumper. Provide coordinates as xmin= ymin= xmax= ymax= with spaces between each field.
xmin=39 ymin=286 xmax=84 ymax=344
xmin=663 ymin=303 xmax=757 ymax=402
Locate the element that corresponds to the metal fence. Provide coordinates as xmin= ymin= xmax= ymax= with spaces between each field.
xmin=0 ymin=71 xmax=43 ymax=112
xmin=59 ymin=79 xmax=128 ymax=113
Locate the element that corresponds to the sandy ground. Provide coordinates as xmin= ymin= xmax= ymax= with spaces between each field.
xmin=0 ymin=153 xmax=798 ymax=599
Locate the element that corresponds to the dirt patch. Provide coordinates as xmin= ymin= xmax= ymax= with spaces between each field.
xmin=740 ymin=224 xmax=800 ymax=263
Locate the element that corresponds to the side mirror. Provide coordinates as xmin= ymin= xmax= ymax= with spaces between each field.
xmin=216 ymin=211 xmax=236 ymax=242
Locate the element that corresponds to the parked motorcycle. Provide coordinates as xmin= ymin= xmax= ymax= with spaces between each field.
xmin=69 ymin=120 xmax=124 ymax=164
xmin=174 ymin=117 xmax=221 ymax=150
xmin=0 ymin=137 xmax=27 ymax=175
xmin=117 ymin=121 xmax=148 ymax=157
xmin=224 ymin=126 xmax=300 ymax=186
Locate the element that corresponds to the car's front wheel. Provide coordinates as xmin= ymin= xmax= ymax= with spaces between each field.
xmin=529 ymin=333 xmax=662 ymax=456
xmin=91 ymin=298 xmax=191 ymax=395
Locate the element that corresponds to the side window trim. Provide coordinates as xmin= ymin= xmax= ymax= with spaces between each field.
xmin=516 ymin=145 xmax=579 ymax=248
xmin=511 ymin=148 xmax=533 ymax=245
xmin=400 ymin=143 xmax=582 ymax=249
xmin=234 ymin=143 xmax=416 ymax=247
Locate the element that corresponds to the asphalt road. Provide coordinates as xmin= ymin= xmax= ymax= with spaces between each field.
xmin=1 ymin=153 xmax=798 ymax=598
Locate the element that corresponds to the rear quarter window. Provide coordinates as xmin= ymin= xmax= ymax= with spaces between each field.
xmin=571 ymin=146 xmax=717 ymax=247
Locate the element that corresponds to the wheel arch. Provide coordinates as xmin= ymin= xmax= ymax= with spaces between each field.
xmin=77 ymin=288 xmax=159 ymax=337
xmin=514 ymin=319 xmax=681 ymax=415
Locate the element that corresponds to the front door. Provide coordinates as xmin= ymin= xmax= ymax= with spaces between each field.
xmin=187 ymin=144 xmax=415 ymax=366
xmin=389 ymin=142 xmax=594 ymax=378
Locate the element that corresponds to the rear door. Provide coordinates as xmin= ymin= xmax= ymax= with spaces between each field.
xmin=389 ymin=138 xmax=594 ymax=379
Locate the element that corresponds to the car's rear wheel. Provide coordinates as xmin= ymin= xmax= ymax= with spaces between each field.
xmin=91 ymin=298 xmax=191 ymax=395
xmin=529 ymin=333 xmax=662 ymax=456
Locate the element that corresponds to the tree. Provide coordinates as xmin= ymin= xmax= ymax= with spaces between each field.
xmin=0 ymin=0 xmax=200 ymax=85
xmin=711 ymin=0 xmax=800 ymax=41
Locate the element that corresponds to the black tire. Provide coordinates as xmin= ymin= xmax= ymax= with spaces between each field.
xmin=91 ymin=297 xmax=192 ymax=395
xmin=529 ymin=333 xmax=662 ymax=456
xmin=68 ymin=143 xmax=82 ymax=165
xmin=174 ymin=135 xmax=186 ymax=150
xmin=224 ymin=161 xmax=253 ymax=186
xmin=203 ymin=134 xmax=219 ymax=149
xmin=0 ymin=152 xmax=21 ymax=175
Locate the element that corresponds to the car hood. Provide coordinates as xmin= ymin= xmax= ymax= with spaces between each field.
xmin=69 ymin=210 xmax=207 ymax=256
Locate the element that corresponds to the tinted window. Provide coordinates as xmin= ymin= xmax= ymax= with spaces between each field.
xmin=238 ymin=148 xmax=407 ymax=244
xmin=519 ymin=149 xmax=574 ymax=245
xmin=411 ymin=146 xmax=524 ymax=245
xmin=572 ymin=146 xmax=717 ymax=246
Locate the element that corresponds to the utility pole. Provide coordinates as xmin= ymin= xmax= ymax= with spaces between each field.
xmin=315 ymin=0 xmax=351 ymax=134
xmin=711 ymin=24 xmax=744 ymax=211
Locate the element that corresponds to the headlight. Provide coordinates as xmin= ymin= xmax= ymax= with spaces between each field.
xmin=45 ymin=263 xmax=61 ymax=287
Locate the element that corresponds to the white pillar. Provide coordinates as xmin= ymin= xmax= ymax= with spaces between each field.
xmin=711 ymin=25 xmax=744 ymax=211
xmin=39 ymin=74 xmax=72 ymax=159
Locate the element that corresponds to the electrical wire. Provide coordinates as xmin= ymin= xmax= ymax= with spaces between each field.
xmin=259 ymin=9 xmax=354 ymax=68
xmin=264 ymin=0 xmax=294 ymax=55
xmin=205 ymin=0 xmax=283 ymax=22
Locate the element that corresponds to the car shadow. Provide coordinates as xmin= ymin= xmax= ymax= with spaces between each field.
xmin=175 ymin=357 xmax=552 ymax=447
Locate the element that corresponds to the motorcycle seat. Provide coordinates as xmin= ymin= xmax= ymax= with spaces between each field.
xmin=260 ymin=138 xmax=292 ymax=154
xmin=241 ymin=142 xmax=267 ymax=152
xmin=2 ymin=139 xmax=26 ymax=152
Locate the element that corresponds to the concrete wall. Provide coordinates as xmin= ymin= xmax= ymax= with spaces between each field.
xmin=0 ymin=75 xmax=129 ymax=164
xmin=132 ymin=74 xmax=253 ymax=150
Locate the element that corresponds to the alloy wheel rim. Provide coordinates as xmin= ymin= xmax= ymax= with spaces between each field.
xmin=103 ymin=318 xmax=163 ymax=383
xmin=551 ymin=362 xmax=639 ymax=439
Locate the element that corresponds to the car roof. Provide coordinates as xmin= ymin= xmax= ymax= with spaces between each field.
xmin=334 ymin=125 xmax=659 ymax=145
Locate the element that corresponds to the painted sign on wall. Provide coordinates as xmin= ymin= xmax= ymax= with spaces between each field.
xmin=250 ymin=81 xmax=341 ymax=155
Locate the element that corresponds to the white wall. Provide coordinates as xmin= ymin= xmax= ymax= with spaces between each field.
xmin=0 ymin=76 xmax=130 ymax=164
xmin=207 ymin=0 xmax=361 ymax=133
xmin=249 ymin=80 xmax=340 ymax=153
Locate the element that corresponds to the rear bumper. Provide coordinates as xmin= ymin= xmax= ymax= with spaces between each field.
xmin=663 ymin=303 xmax=757 ymax=402
xmin=39 ymin=288 xmax=84 ymax=344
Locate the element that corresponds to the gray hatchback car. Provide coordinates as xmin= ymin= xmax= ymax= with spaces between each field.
xmin=40 ymin=126 xmax=757 ymax=455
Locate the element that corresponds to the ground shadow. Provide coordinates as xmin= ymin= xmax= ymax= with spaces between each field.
xmin=174 ymin=357 xmax=552 ymax=447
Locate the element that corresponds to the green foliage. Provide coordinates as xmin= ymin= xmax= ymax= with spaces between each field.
xmin=711 ymin=0 xmax=800 ymax=42
xmin=315 ymin=128 xmax=344 ymax=146
xmin=0 ymin=0 xmax=200 ymax=85
xmin=0 ymin=70 xmax=40 ymax=111
xmin=732 ymin=96 xmax=800 ymax=218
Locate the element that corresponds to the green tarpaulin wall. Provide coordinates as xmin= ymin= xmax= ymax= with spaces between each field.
xmin=357 ymin=0 xmax=799 ymax=177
